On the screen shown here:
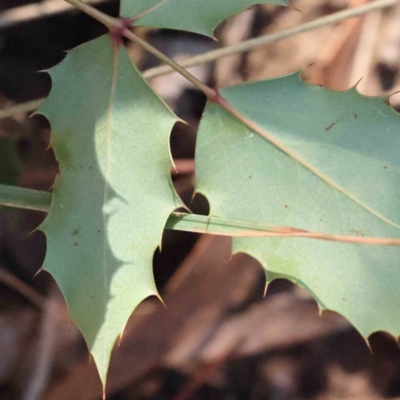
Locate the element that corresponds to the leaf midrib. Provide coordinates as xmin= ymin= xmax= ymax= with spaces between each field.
xmin=217 ymin=97 xmax=400 ymax=232
xmin=100 ymin=37 xmax=119 ymax=379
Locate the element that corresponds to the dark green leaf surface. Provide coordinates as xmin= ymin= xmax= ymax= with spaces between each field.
xmin=39 ymin=35 xmax=182 ymax=384
xmin=121 ymin=0 xmax=287 ymax=37
xmin=196 ymin=73 xmax=400 ymax=337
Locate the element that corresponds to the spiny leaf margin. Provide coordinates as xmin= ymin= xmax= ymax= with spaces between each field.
xmin=121 ymin=0 xmax=288 ymax=37
xmin=38 ymin=34 xmax=183 ymax=384
xmin=195 ymin=72 xmax=400 ymax=338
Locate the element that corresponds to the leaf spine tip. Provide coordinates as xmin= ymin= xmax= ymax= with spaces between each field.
xmin=33 ymin=268 xmax=43 ymax=278
xmin=363 ymin=337 xmax=372 ymax=354
xmin=263 ymin=282 xmax=269 ymax=298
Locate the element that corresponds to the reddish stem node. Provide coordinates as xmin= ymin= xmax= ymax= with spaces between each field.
xmin=206 ymin=88 xmax=223 ymax=103
xmin=109 ymin=17 xmax=133 ymax=46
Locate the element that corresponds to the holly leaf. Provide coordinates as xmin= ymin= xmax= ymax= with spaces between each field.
xmin=39 ymin=35 xmax=182 ymax=384
xmin=121 ymin=0 xmax=288 ymax=37
xmin=196 ymin=73 xmax=400 ymax=338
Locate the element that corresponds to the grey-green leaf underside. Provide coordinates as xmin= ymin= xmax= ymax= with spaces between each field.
xmin=196 ymin=73 xmax=400 ymax=338
xmin=39 ymin=35 xmax=182 ymax=384
xmin=121 ymin=0 xmax=287 ymax=37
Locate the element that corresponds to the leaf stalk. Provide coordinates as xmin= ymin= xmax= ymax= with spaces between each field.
xmin=5 ymin=0 xmax=399 ymax=243
xmin=121 ymin=29 xmax=217 ymax=99
xmin=3 ymin=0 xmax=397 ymax=119
xmin=144 ymin=0 xmax=398 ymax=78
xmin=1 ymin=184 xmax=400 ymax=246
xmin=64 ymin=0 xmax=217 ymax=99
xmin=64 ymin=0 xmax=115 ymax=27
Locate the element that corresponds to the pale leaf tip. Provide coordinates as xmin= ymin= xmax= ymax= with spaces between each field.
xmin=33 ymin=268 xmax=43 ymax=279
xmin=363 ymin=336 xmax=373 ymax=354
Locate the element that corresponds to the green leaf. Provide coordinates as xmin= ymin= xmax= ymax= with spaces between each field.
xmin=196 ymin=73 xmax=400 ymax=338
xmin=39 ymin=35 xmax=182 ymax=384
xmin=121 ymin=0 xmax=287 ymax=37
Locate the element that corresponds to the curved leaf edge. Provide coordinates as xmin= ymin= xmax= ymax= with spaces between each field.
xmin=35 ymin=33 xmax=185 ymax=383
xmin=128 ymin=0 xmax=289 ymax=38
xmin=221 ymin=70 xmax=400 ymax=117
xmin=232 ymin=248 xmax=399 ymax=344
xmin=194 ymin=71 xmax=400 ymax=341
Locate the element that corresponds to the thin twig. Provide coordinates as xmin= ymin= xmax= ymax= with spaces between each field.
xmin=3 ymin=0 xmax=400 ymax=246
xmin=167 ymin=213 xmax=400 ymax=246
xmin=65 ymin=0 xmax=217 ymax=98
xmin=123 ymin=29 xmax=216 ymax=98
xmin=2 ymin=0 xmax=396 ymax=119
xmin=143 ymin=0 xmax=398 ymax=79
xmin=0 ymin=184 xmax=399 ymax=246
xmin=64 ymin=0 xmax=115 ymax=27
xmin=0 ymin=0 xmax=111 ymax=30
xmin=0 ymin=267 xmax=44 ymax=309
xmin=106 ymin=0 xmax=398 ymax=233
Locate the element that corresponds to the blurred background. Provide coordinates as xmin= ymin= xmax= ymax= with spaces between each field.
xmin=0 ymin=0 xmax=400 ymax=399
